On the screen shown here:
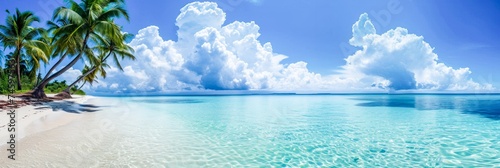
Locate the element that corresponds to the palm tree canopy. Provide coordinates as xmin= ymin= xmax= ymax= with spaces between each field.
xmin=64 ymin=30 xmax=135 ymax=93
xmin=94 ymin=32 xmax=135 ymax=71
xmin=82 ymin=65 xmax=97 ymax=85
xmin=52 ymin=0 xmax=129 ymax=51
xmin=0 ymin=8 xmax=50 ymax=90
xmin=34 ymin=0 xmax=131 ymax=97
xmin=46 ymin=18 xmax=82 ymax=58
xmin=0 ymin=9 xmax=50 ymax=63
xmin=48 ymin=0 xmax=130 ymax=76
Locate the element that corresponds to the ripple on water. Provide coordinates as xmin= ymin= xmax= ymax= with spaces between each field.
xmin=134 ymin=98 xmax=205 ymax=104
xmin=3 ymin=95 xmax=500 ymax=167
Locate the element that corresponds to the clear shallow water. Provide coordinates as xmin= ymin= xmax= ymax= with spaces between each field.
xmin=4 ymin=95 xmax=500 ymax=167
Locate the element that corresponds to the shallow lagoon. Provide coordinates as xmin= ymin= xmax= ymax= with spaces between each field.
xmin=4 ymin=94 xmax=500 ymax=167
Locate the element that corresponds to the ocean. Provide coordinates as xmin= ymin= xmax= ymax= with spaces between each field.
xmin=5 ymin=94 xmax=500 ymax=167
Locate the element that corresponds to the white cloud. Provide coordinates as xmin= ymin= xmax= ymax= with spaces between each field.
xmin=88 ymin=1 xmax=322 ymax=93
xmin=55 ymin=67 xmax=81 ymax=84
xmin=176 ymin=1 xmax=225 ymax=46
xmin=343 ymin=13 xmax=493 ymax=91
xmin=86 ymin=3 xmax=493 ymax=94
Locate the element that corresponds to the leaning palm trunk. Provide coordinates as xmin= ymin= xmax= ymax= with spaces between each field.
xmin=63 ymin=50 xmax=113 ymax=93
xmin=71 ymin=81 xmax=86 ymax=95
xmin=32 ymin=32 xmax=90 ymax=99
xmin=63 ymin=66 xmax=97 ymax=93
xmin=34 ymin=51 xmax=68 ymax=89
xmin=31 ymin=0 xmax=129 ymax=99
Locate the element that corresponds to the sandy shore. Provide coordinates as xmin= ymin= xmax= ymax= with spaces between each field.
xmin=0 ymin=95 xmax=127 ymax=167
xmin=0 ymin=94 xmax=93 ymax=149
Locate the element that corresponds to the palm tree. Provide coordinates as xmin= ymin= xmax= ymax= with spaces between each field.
xmin=0 ymin=50 xmax=5 ymax=80
xmin=65 ymin=57 xmax=103 ymax=94
xmin=0 ymin=50 xmax=6 ymax=82
xmin=71 ymin=65 xmax=98 ymax=94
xmin=63 ymin=32 xmax=135 ymax=93
xmin=0 ymin=9 xmax=50 ymax=90
xmin=0 ymin=50 xmax=4 ymax=65
xmin=32 ymin=0 xmax=129 ymax=98
xmin=34 ymin=18 xmax=82 ymax=90
xmin=19 ymin=52 xmax=38 ymax=81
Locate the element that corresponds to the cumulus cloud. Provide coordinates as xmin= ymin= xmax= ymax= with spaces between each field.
xmin=87 ymin=1 xmax=323 ymax=93
xmin=343 ymin=13 xmax=493 ymax=91
xmin=86 ymin=2 xmax=493 ymax=94
xmin=55 ymin=67 xmax=81 ymax=84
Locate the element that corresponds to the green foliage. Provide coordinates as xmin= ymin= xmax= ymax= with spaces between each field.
xmin=1 ymin=1 xmax=132 ymax=96
xmin=0 ymin=67 xmax=86 ymax=95
xmin=0 ymin=8 xmax=50 ymax=90
xmin=45 ymin=80 xmax=67 ymax=93
xmin=0 ymin=67 xmax=35 ymax=94
xmin=0 ymin=68 xmax=8 ymax=94
xmin=45 ymin=80 xmax=84 ymax=94
xmin=20 ymin=75 xmax=35 ymax=91
xmin=72 ymin=88 xmax=86 ymax=95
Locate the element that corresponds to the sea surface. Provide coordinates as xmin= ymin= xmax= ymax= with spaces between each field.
xmin=5 ymin=94 xmax=500 ymax=167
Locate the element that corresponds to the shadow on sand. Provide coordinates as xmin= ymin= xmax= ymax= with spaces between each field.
xmin=34 ymin=101 xmax=101 ymax=114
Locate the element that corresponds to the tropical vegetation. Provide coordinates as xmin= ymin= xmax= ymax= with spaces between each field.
xmin=0 ymin=0 xmax=134 ymax=98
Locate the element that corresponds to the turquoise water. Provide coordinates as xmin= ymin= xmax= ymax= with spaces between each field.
xmin=83 ymin=94 xmax=498 ymax=167
xmin=10 ymin=94 xmax=500 ymax=167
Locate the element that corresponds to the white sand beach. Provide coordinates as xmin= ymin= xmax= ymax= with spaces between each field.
xmin=0 ymin=94 xmax=92 ymax=163
xmin=0 ymin=95 xmax=182 ymax=167
xmin=0 ymin=95 xmax=136 ymax=167
xmin=0 ymin=95 xmax=92 ymax=154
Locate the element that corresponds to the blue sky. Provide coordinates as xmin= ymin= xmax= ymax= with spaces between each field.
xmin=1 ymin=0 xmax=499 ymax=93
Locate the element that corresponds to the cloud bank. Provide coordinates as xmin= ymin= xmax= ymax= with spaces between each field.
xmin=344 ymin=13 xmax=493 ymax=91
xmin=85 ymin=2 xmax=492 ymax=94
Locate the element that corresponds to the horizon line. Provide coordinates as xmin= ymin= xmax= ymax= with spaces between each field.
xmin=89 ymin=92 xmax=500 ymax=97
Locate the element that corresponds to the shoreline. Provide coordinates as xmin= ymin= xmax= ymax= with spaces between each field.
xmin=0 ymin=94 xmax=93 ymax=149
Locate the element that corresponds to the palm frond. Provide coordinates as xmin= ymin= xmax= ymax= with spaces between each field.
xmin=53 ymin=7 xmax=84 ymax=24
